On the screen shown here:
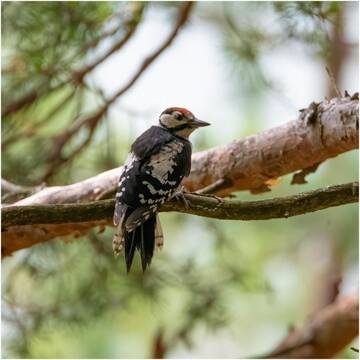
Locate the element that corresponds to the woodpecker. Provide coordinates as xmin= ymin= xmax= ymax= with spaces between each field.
xmin=113 ymin=107 xmax=210 ymax=272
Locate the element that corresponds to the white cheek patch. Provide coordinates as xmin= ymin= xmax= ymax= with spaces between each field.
xmin=160 ymin=114 xmax=187 ymax=129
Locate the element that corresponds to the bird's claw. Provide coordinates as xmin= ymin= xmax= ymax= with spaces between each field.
xmin=173 ymin=187 xmax=190 ymax=209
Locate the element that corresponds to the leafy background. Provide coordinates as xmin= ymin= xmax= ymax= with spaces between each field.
xmin=1 ymin=2 xmax=358 ymax=358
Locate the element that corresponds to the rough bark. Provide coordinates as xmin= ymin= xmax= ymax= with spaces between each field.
xmin=2 ymin=182 xmax=358 ymax=256
xmin=13 ymin=96 xmax=358 ymax=206
xmin=184 ymin=96 xmax=358 ymax=195
xmin=14 ymin=167 xmax=123 ymax=206
xmin=263 ymin=295 xmax=359 ymax=358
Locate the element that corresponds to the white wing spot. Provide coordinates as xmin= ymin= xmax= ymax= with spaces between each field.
xmin=147 ymin=141 xmax=184 ymax=185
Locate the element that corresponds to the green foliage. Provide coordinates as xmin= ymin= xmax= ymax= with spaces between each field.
xmin=273 ymin=2 xmax=340 ymax=57
xmin=1 ymin=1 xmax=358 ymax=358
xmin=219 ymin=1 xmax=341 ymax=95
xmin=2 ymin=2 xmax=113 ymax=106
xmin=1 ymin=2 xmax=141 ymax=184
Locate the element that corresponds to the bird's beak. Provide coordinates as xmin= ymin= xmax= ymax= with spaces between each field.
xmin=192 ymin=118 xmax=210 ymax=128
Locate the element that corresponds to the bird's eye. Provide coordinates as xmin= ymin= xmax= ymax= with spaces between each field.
xmin=174 ymin=113 xmax=183 ymax=120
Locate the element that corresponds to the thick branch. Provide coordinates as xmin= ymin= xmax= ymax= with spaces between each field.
xmin=184 ymin=96 xmax=358 ymax=195
xmin=2 ymin=183 xmax=358 ymax=256
xmin=14 ymin=96 xmax=358 ymax=206
xmin=263 ymin=295 xmax=358 ymax=358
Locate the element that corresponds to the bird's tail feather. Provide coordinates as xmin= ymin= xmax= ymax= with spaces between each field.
xmin=113 ymin=205 xmax=163 ymax=272
xmin=124 ymin=215 xmax=156 ymax=272
xmin=142 ymin=215 xmax=157 ymax=269
xmin=124 ymin=229 xmax=137 ymax=272
xmin=121 ymin=213 xmax=157 ymax=272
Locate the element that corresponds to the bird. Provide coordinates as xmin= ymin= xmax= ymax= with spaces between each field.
xmin=113 ymin=107 xmax=210 ymax=272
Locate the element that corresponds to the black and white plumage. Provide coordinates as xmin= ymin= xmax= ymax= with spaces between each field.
xmin=113 ymin=107 xmax=210 ymax=272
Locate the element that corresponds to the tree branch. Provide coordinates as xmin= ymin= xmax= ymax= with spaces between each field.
xmin=39 ymin=2 xmax=194 ymax=181
xmin=1 ymin=179 xmax=45 ymax=203
xmin=106 ymin=2 xmax=194 ymax=105
xmin=184 ymin=95 xmax=358 ymax=195
xmin=71 ymin=4 xmax=145 ymax=84
xmin=14 ymin=95 xmax=358 ymax=206
xmin=2 ymin=87 xmax=78 ymax=150
xmin=262 ymin=295 xmax=358 ymax=358
xmin=2 ymin=182 xmax=358 ymax=256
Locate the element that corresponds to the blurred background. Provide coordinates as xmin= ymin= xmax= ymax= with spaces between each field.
xmin=1 ymin=1 xmax=358 ymax=358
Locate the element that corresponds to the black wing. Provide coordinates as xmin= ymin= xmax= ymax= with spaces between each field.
xmin=131 ymin=126 xmax=174 ymax=161
xmin=117 ymin=143 xmax=190 ymax=204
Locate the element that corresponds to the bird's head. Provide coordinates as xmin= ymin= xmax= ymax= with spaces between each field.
xmin=159 ymin=107 xmax=210 ymax=138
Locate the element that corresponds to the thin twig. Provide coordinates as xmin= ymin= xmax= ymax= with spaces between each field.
xmin=196 ymin=178 xmax=232 ymax=195
xmin=72 ymin=5 xmax=144 ymax=83
xmin=2 ymin=88 xmax=78 ymax=150
xmin=106 ymin=2 xmax=194 ymax=105
xmin=2 ymin=5 xmax=144 ymax=118
xmin=326 ymin=66 xmax=342 ymax=98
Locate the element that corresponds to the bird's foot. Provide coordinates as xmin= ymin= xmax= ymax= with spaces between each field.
xmin=173 ymin=186 xmax=190 ymax=209
xmin=192 ymin=191 xmax=224 ymax=204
